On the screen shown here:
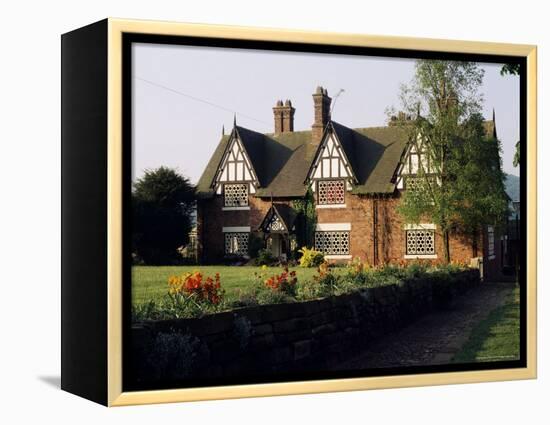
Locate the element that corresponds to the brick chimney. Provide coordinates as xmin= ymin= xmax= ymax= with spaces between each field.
xmin=273 ymin=99 xmax=295 ymax=134
xmin=312 ymin=86 xmax=331 ymax=145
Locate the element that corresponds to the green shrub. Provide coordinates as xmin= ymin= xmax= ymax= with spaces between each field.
xmin=296 ymin=278 xmax=323 ymax=300
xmin=298 ymin=246 xmax=324 ymax=267
xmin=297 ymin=262 xmax=350 ymax=299
xmin=256 ymin=288 xmax=296 ymax=305
xmin=402 ymin=261 xmax=430 ymax=279
xmin=255 ymin=248 xmax=277 ymax=266
xmin=230 ymin=287 xmax=260 ymax=308
xmin=132 ymin=291 xmax=226 ymax=321
xmin=248 ymin=233 xmax=264 ymax=258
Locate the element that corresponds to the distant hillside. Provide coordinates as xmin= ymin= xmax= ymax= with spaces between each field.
xmin=504 ymin=173 xmax=520 ymax=202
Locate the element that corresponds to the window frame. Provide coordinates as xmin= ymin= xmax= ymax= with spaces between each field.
xmin=316 ymin=179 xmax=346 ymax=206
xmin=224 ymin=231 xmax=250 ymax=257
xmin=223 ymin=183 xmax=249 ymax=208
xmin=404 ymin=225 xmax=437 ymax=259
xmin=314 ymin=230 xmax=351 ymax=257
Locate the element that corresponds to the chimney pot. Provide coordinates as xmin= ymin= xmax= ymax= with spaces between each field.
xmin=311 ymin=86 xmax=331 ymax=145
xmin=273 ymin=98 xmax=295 ymax=134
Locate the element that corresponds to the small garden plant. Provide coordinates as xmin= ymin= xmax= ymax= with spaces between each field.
xmin=254 ymin=248 xmax=278 ymax=266
xmin=132 ymin=270 xmax=225 ymax=321
xmin=168 ymin=271 xmax=224 ymax=305
xmin=262 ymin=267 xmax=298 ymax=296
xmin=298 ymin=246 xmax=324 ymax=268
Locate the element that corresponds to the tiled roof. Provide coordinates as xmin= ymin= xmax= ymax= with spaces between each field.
xmin=196 ymin=120 xmax=495 ymax=198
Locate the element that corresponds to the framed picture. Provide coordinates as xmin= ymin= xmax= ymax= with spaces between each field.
xmin=61 ymin=18 xmax=537 ymax=406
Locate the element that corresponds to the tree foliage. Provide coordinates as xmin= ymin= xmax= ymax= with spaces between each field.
xmin=513 ymin=141 xmax=520 ymax=167
xmin=132 ymin=167 xmax=196 ymax=265
xmin=292 ymin=188 xmax=317 ymax=249
xmin=500 ymin=63 xmax=521 ymax=76
xmin=500 ymin=63 xmax=521 ymax=168
xmin=394 ymin=60 xmax=509 ymax=262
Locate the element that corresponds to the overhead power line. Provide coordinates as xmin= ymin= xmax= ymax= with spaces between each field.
xmin=135 ymin=76 xmax=271 ymax=127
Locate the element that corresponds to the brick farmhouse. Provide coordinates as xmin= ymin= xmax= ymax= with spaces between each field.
xmin=196 ymin=86 xmax=505 ymax=274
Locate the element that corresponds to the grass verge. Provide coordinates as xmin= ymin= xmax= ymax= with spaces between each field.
xmin=452 ymin=286 xmax=520 ymax=363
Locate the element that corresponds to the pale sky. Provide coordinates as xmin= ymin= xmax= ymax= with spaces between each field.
xmin=132 ymin=42 xmax=520 ymax=183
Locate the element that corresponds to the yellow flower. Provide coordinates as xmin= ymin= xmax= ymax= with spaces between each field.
xmin=261 ymin=265 xmax=268 ymax=271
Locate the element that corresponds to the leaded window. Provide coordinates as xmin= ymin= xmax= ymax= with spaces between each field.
xmin=314 ymin=231 xmax=350 ymax=255
xmin=405 ymin=177 xmax=423 ymax=191
xmin=317 ymin=180 xmax=345 ymax=205
xmin=223 ymin=183 xmax=248 ymax=207
xmin=224 ymin=232 xmax=249 ymax=256
xmin=406 ymin=229 xmax=435 ymax=256
xmin=405 ymin=176 xmax=436 ymax=191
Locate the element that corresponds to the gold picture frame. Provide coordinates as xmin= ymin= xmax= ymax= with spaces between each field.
xmin=62 ymin=17 xmax=537 ymax=406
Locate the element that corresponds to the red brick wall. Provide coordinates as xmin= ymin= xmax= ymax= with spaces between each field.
xmin=315 ymin=192 xmax=478 ymax=266
xmin=198 ymin=191 xmax=480 ymax=266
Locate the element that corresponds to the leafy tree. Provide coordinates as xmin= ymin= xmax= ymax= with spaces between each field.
xmin=500 ymin=63 xmax=520 ymax=76
xmin=394 ymin=60 xmax=508 ymax=263
xmin=500 ymin=63 xmax=521 ymax=168
xmin=513 ymin=140 xmax=520 ymax=167
xmin=292 ymin=188 xmax=317 ymax=249
xmin=452 ymin=114 xmax=509 ymax=242
xmin=132 ymin=167 xmax=196 ymax=264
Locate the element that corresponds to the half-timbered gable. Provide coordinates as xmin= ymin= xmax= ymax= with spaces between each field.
xmin=260 ymin=207 xmax=287 ymax=233
xmin=307 ymin=128 xmax=356 ymax=183
xmin=395 ymin=135 xmax=438 ymax=190
xmin=212 ymin=129 xmax=259 ymax=202
xmin=306 ymin=123 xmax=358 ymax=206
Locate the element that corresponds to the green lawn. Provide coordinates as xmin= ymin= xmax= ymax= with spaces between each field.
xmin=132 ymin=265 xmax=325 ymax=306
xmin=452 ymin=287 xmax=520 ymax=363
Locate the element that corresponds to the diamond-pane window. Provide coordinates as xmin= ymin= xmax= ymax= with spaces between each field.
xmin=406 ymin=229 xmax=435 ymax=256
xmin=224 ymin=184 xmax=248 ymax=207
xmin=317 ymin=180 xmax=345 ymax=205
xmin=224 ymin=232 xmax=249 ymax=256
xmin=314 ymin=231 xmax=350 ymax=255
xmin=267 ymin=214 xmax=285 ymax=232
xmin=405 ymin=176 xmax=436 ymax=191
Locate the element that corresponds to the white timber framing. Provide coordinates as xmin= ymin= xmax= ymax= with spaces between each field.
xmin=306 ymin=127 xmax=357 ymax=191
xmin=212 ymin=130 xmax=259 ymax=196
xmin=395 ymin=133 xmax=438 ymax=190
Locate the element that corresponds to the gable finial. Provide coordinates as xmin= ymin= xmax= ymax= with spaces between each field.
xmin=233 ymin=113 xmax=237 ymax=128
xmin=222 ymin=124 xmax=225 ymax=136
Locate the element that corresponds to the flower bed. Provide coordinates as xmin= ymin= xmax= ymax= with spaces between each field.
xmin=132 ymin=260 xmax=472 ymax=322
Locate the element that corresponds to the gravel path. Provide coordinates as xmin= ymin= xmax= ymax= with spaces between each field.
xmin=336 ymin=282 xmax=516 ymax=370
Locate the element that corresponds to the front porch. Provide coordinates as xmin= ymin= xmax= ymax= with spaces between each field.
xmin=258 ymin=203 xmax=297 ymax=262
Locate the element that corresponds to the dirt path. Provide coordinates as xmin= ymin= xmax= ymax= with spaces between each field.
xmin=336 ymin=282 xmax=516 ymax=370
